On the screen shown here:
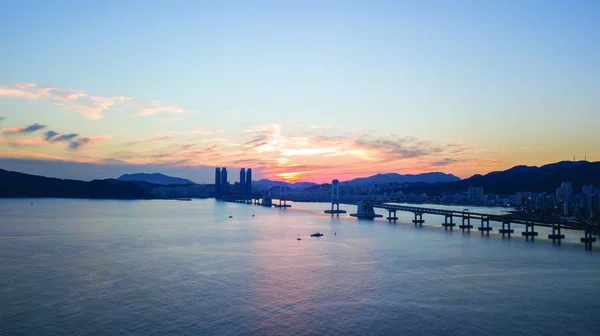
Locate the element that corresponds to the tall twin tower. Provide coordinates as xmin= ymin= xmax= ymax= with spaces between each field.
xmin=215 ymin=167 xmax=252 ymax=197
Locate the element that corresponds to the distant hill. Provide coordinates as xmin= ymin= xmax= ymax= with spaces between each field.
xmin=253 ymin=172 xmax=458 ymax=190
xmin=253 ymin=179 xmax=317 ymax=190
xmin=342 ymin=172 xmax=460 ymax=185
xmin=0 ymin=169 xmax=154 ymax=199
xmin=402 ymin=161 xmax=600 ymax=195
xmin=118 ymin=173 xmax=195 ymax=185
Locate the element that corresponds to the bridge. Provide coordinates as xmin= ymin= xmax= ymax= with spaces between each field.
xmin=222 ymin=181 xmax=598 ymax=250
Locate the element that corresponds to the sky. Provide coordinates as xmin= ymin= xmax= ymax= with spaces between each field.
xmin=0 ymin=0 xmax=599 ymax=184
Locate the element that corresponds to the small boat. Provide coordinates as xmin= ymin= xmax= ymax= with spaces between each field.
xmin=228 ymin=215 xmax=233 ymax=218
xmin=310 ymin=232 xmax=324 ymax=237
xmin=297 ymin=233 xmax=301 ymax=241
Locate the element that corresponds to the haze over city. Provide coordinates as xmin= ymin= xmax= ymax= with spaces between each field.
xmin=1 ymin=1 xmax=598 ymax=183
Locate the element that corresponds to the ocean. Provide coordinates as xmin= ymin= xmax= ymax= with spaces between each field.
xmin=1 ymin=198 xmax=599 ymax=335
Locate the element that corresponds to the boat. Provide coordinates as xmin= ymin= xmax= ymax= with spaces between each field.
xmin=297 ymin=233 xmax=301 ymax=241
xmin=310 ymin=232 xmax=324 ymax=237
xmin=228 ymin=215 xmax=233 ymax=218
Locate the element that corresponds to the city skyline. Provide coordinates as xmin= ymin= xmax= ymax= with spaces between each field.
xmin=1 ymin=1 xmax=599 ymax=184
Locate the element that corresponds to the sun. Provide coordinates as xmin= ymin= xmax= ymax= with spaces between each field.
xmin=276 ymin=172 xmax=303 ymax=182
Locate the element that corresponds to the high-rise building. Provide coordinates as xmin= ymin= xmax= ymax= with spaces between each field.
xmin=221 ymin=167 xmax=228 ymax=185
xmin=467 ymin=187 xmax=484 ymax=202
xmin=221 ymin=167 xmax=229 ymax=196
xmin=215 ymin=167 xmax=221 ymax=197
xmin=246 ymin=168 xmax=252 ymax=194
xmin=556 ymin=182 xmax=573 ymax=202
xmin=240 ymin=168 xmax=246 ymax=194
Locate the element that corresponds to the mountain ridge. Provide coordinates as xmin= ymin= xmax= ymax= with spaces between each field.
xmin=0 ymin=168 xmax=154 ymax=199
xmin=118 ymin=173 xmax=195 ymax=185
xmin=401 ymin=161 xmax=600 ymax=195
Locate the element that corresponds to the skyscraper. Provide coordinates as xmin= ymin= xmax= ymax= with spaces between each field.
xmin=240 ymin=168 xmax=246 ymax=194
xmin=221 ymin=167 xmax=228 ymax=196
xmin=246 ymin=168 xmax=252 ymax=194
xmin=215 ymin=167 xmax=221 ymax=197
xmin=221 ymin=167 xmax=228 ymax=185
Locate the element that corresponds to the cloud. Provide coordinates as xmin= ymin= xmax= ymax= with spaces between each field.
xmin=52 ymin=133 xmax=79 ymax=142
xmin=56 ymin=96 xmax=134 ymax=120
xmin=2 ymin=123 xmax=46 ymax=134
xmin=69 ymin=135 xmax=111 ymax=150
xmin=44 ymin=130 xmax=59 ymax=141
xmin=43 ymin=130 xmax=79 ymax=142
xmin=353 ymin=136 xmax=441 ymax=159
xmin=0 ymin=82 xmax=190 ymax=120
xmin=430 ymin=158 xmax=463 ymax=167
xmin=0 ymin=137 xmax=46 ymax=147
xmin=135 ymin=100 xmax=190 ymax=117
xmin=309 ymin=124 xmax=338 ymax=130
xmin=191 ymin=129 xmax=225 ymax=136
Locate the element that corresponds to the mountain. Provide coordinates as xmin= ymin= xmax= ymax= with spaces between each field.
xmin=117 ymin=173 xmax=195 ymax=185
xmin=0 ymin=169 xmax=154 ymax=199
xmin=253 ymin=179 xmax=317 ymax=190
xmin=253 ymin=173 xmax=458 ymax=190
xmin=402 ymin=161 xmax=600 ymax=195
xmin=343 ymin=172 xmax=460 ymax=185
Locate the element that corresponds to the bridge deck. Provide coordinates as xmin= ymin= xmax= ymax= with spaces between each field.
xmin=368 ymin=203 xmax=590 ymax=230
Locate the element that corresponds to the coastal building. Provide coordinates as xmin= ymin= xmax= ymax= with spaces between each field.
xmin=556 ymin=182 xmax=573 ymax=202
xmin=246 ymin=168 xmax=252 ymax=194
xmin=215 ymin=167 xmax=221 ymax=197
xmin=467 ymin=187 xmax=484 ymax=202
xmin=221 ymin=167 xmax=229 ymax=196
xmin=240 ymin=168 xmax=246 ymax=195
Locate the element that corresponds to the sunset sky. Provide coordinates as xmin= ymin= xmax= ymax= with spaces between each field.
xmin=1 ymin=1 xmax=599 ymax=183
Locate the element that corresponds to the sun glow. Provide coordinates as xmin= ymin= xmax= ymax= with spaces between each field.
xmin=276 ymin=171 xmax=305 ymax=182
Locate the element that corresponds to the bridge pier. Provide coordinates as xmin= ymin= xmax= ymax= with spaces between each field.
xmin=548 ymin=224 xmax=565 ymax=242
xmin=522 ymin=222 xmax=538 ymax=240
xmin=478 ymin=216 xmax=492 ymax=234
xmin=499 ymin=220 xmax=514 ymax=237
xmin=459 ymin=214 xmax=473 ymax=231
xmin=580 ymin=227 xmax=596 ymax=250
xmin=350 ymin=201 xmax=383 ymax=219
xmin=442 ymin=215 xmax=455 ymax=229
xmin=412 ymin=212 xmax=424 ymax=226
xmin=386 ymin=209 xmax=398 ymax=222
xmin=324 ymin=201 xmax=347 ymax=215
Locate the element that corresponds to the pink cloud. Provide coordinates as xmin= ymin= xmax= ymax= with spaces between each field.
xmin=0 ymin=82 xmax=190 ymax=120
xmin=191 ymin=129 xmax=225 ymax=136
xmin=0 ymin=137 xmax=46 ymax=146
xmin=69 ymin=134 xmax=112 ymax=150
xmin=135 ymin=100 xmax=190 ymax=117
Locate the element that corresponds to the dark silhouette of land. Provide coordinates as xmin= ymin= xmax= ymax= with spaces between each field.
xmin=1 ymin=160 xmax=599 ymax=199
xmin=117 ymin=173 xmax=195 ymax=185
xmin=0 ymin=169 xmax=154 ymax=199
xmin=400 ymin=161 xmax=600 ymax=195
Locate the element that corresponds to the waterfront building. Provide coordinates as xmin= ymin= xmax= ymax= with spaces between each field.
xmin=221 ymin=167 xmax=229 ymax=196
xmin=556 ymin=182 xmax=573 ymax=202
xmin=240 ymin=168 xmax=246 ymax=194
xmin=215 ymin=167 xmax=221 ymax=197
xmin=246 ymin=168 xmax=252 ymax=194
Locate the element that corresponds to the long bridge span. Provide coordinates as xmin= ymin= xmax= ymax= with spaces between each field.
xmin=222 ymin=194 xmax=598 ymax=250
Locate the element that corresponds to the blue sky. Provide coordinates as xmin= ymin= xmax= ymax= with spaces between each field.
xmin=0 ymin=0 xmax=599 ymax=183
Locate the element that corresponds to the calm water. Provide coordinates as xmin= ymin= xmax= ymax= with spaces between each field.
xmin=1 ymin=199 xmax=599 ymax=335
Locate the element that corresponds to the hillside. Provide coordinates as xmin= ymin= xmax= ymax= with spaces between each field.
xmin=402 ymin=161 xmax=600 ymax=195
xmin=342 ymin=172 xmax=460 ymax=185
xmin=0 ymin=169 xmax=154 ymax=199
xmin=118 ymin=173 xmax=195 ymax=185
